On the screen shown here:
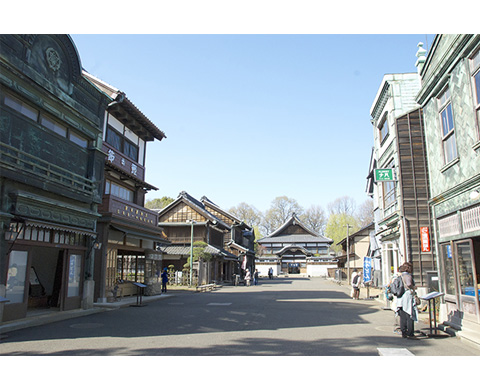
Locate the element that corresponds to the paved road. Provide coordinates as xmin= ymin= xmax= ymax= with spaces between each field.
xmin=1 ymin=277 xmax=479 ymax=356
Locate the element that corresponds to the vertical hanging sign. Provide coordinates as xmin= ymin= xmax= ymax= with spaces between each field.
xmin=420 ymin=227 xmax=431 ymax=252
xmin=363 ymin=257 xmax=372 ymax=283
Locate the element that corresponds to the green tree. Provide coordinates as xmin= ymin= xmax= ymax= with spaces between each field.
xmin=325 ymin=197 xmax=360 ymax=254
xmin=325 ymin=213 xmax=360 ymax=254
xmin=145 ymin=196 xmax=175 ymax=210
xmin=188 ymin=241 xmax=213 ymax=263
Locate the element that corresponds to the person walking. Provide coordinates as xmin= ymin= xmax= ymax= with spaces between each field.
xmin=254 ymin=269 xmax=259 ymax=285
xmin=396 ymin=262 xmax=419 ymax=339
xmin=245 ymin=269 xmax=252 ymax=287
xmin=161 ymin=267 xmax=168 ymax=293
xmin=351 ymin=271 xmax=361 ymax=299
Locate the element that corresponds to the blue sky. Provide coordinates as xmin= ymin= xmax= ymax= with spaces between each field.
xmin=71 ymin=33 xmax=435 ymax=213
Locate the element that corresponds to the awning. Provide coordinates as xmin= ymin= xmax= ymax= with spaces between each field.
xmin=25 ymin=219 xmax=97 ymax=237
xmin=110 ymin=223 xmax=169 ymax=243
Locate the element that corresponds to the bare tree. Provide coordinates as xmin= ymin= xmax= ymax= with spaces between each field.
xmin=261 ymin=196 xmax=303 ymax=236
xmin=327 ymin=196 xmax=357 ymax=216
xmin=228 ymin=202 xmax=262 ymax=228
xmin=301 ymin=205 xmax=327 ymax=235
xmin=356 ymin=198 xmax=374 ymax=227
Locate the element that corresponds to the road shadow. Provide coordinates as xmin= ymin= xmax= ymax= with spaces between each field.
xmin=0 ymin=333 xmax=445 ymax=356
xmin=1 ymin=287 xmax=385 ymax=346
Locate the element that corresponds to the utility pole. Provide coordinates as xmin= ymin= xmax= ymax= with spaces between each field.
xmin=345 ymin=224 xmax=352 ymax=284
xmin=187 ymin=219 xmax=196 ymax=287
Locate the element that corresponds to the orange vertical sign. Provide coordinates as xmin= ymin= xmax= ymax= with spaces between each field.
xmin=420 ymin=227 xmax=430 ymax=252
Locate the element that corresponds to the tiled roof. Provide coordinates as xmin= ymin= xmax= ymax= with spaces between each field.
xmin=158 ymin=191 xmax=230 ymax=230
xmin=159 ymin=244 xmax=238 ymax=260
xmin=83 ymin=71 xmax=166 ymax=141
xmin=258 ymin=214 xmax=332 ymax=244
xmin=258 ymin=234 xmax=332 ymax=244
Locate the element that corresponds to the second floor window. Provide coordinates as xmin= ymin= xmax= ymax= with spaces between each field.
xmin=438 ymin=87 xmax=458 ymax=164
xmin=383 ymin=161 xmax=396 ymax=208
xmin=106 ymin=126 xmax=140 ymax=162
xmin=4 ymin=94 xmax=38 ymax=121
xmin=105 ymin=180 xmax=134 ymax=202
xmin=379 ymin=116 xmax=389 ymax=144
xmin=3 ymin=93 xmax=89 ymax=148
xmin=471 ymin=50 xmax=480 ymax=136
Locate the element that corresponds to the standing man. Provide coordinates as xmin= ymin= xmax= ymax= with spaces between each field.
xmin=254 ymin=269 xmax=259 ymax=285
xmin=161 ymin=268 xmax=168 ymax=293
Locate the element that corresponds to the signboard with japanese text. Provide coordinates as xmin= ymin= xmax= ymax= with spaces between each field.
xmin=374 ymin=169 xmax=394 ymax=182
xmin=420 ymin=227 xmax=431 ymax=252
xmin=102 ymin=144 xmax=145 ymax=181
xmin=363 ymin=257 xmax=372 ymax=283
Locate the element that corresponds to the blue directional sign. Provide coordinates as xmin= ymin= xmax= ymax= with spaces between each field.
xmin=363 ymin=257 xmax=372 ymax=283
xmin=446 ymin=244 xmax=452 ymax=259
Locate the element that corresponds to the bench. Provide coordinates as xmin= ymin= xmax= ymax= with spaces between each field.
xmin=196 ymin=283 xmax=218 ymax=293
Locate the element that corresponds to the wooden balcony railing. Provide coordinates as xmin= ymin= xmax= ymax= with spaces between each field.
xmin=0 ymin=141 xmax=95 ymax=196
xmin=167 ymin=236 xmax=206 ymax=244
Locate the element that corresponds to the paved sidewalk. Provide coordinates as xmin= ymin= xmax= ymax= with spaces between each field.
xmin=0 ymin=293 xmax=177 ymax=335
xmin=325 ymin=278 xmax=433 ymax=331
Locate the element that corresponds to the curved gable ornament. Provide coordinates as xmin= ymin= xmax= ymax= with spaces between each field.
xmin=45 ymin=47 xmax=62 ymax=71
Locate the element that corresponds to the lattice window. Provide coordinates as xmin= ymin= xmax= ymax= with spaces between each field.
xmin=438 ymin=213 xmax=461 ymax=238
xmin=461 ymin=205 xmax=480 ymax=233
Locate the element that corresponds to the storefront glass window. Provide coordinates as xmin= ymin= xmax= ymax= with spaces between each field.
xmin=6 ymin=251 xmax=28 ymax=303
xmin=456 ymin=242 xmax=475 ymax=295
xmin=67 ymin=254 xmax=82 ymax=297
xmin=124 ymin=255 xmax=137 ymax=282
xmin=137 ymin=256 xmax=145 ymax=281
xmin=441 ymin=244 xmax=456 ymax=295
xmin=115 ymin=254 xmax=148 ymax=283
xmin=116 ymin=255 xmax=123 ymax=281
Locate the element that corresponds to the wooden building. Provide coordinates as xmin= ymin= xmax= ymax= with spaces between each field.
xmin=1 ymin=35 xmax=109 ymax=322
xmin=157 ymin=192 xmax=241 ymax=284
xmin=83 ymin=73 xmax=169 ymax=302
xmin=200 ymin=196 xmax=256 ymax=273
xmin=257 ymin=214 xmax=334 ymax=277
xmin=367 ymin=69 xmax=435 ymax=293
xmin=336 ymin=223 xmax=375 ymax=270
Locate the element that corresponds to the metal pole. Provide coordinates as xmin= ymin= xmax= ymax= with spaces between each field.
xmin=346 ymin=224 xmax=351 ymax=284
xmin=189 ymin=220 xmax=194 ymax=287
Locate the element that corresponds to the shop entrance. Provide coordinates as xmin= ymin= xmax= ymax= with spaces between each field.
xmin=288 ymin=263 xmax=300 ymax=274
xmin=4 ymin=246 xmax=73 ymax=321
xmin=440 ymin=237 xmax=480 ymax=323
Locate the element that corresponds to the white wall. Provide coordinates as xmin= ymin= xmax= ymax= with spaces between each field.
xmin=307 ymin=264 xmax=336 ymax=277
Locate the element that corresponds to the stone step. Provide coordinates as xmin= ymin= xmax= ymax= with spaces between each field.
xmin=438 ymin=323 xmax=459 ymax=337
xmin=458 ymin=330 xmax=480 ymax=347
xmin=439 ymin=320 xmax=480 ymax=346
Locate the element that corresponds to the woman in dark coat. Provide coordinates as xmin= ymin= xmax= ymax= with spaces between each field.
xmin=396 ymin=262 xmax=419 ymax=339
